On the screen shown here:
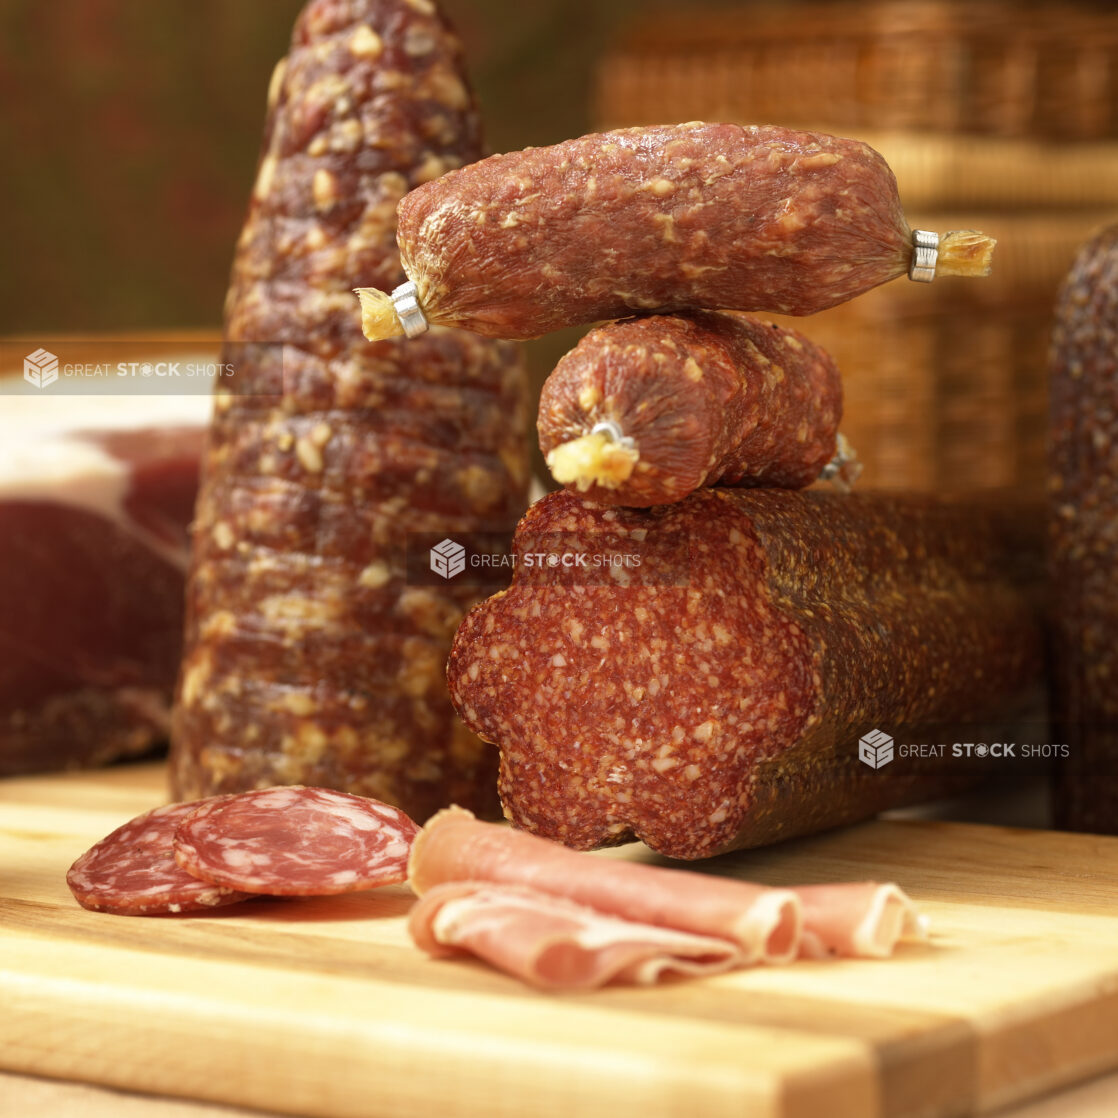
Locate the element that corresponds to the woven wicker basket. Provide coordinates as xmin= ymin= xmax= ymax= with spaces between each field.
xmin=597 ymin=1 xmax=1118 ymax=141
xmin=766 ymin=202 xmax=1116 ymax=494
xmin=594 ymin=2 xmax=1118 ymax=495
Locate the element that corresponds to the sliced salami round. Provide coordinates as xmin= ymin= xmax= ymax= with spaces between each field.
xmin=172 ymin=786 xmax=420 ymax=896
xmin=67 ymin=801 xmax=252 ymax=916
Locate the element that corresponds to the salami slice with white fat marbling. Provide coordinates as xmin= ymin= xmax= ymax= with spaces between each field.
xmin=408 ymin=881 xmax=745 ymax=990
xmin=66 ymin=800 xmax=251 ymax=916
xmin=173 ymin=786 xmax=419 ymax=896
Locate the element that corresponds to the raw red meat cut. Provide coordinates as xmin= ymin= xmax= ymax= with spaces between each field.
xmin=0 ymin=396 xmax=210 ymax=775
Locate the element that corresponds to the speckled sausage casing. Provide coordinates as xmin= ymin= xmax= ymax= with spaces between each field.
xmin=396 ymin=122 xmax=915 ymax=338
xmin=1050 ymin=223 xmax=1118 ymax=834
xmin=448 ymin=489 xmax=1043 ymax=859
xmin=169 ymin=0 xmax=530 ymax=820
xmin=538 ymin=310 xmax=842 ymax=506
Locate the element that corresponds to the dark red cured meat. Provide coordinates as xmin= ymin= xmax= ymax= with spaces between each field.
xmin=1 ymin=419 xmax=206 ymax=776
xmin=172 ymin=786 xmax=419 ymax=895
xmin=169 ymin=0 xmax=530 ymax=818
xmin=538 ymin=311 xmax=842 ymax=506
xmin=87 ymin=426 xmax=204 ymax=551
xmin=1050 ymin=223 xmax=1118 ymax=833
xmin=447 ymin=488 xmax=1044 ymax=859
xmin=66 ymin=801 xmax=251 ymax=916
xmin=359 ymin=122 xmax=994 ymax=341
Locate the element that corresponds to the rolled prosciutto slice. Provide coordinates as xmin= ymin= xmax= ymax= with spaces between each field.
xmin=408 ymin=881 xmax=745 ymax=990
xmin=407 ymin=808 xmax=929 ymax=987
xmin=409 ymin=807 xmax=801 ymax=964
xmin=794 ymin=882 xmax=928 ymax=959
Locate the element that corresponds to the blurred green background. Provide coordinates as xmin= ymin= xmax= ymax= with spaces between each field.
xmin=0 ymin=0 xmax=667 ymax=336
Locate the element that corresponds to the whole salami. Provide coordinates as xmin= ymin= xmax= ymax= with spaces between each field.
xmin=447 ymin=489 xmax=1043 ymax=859
xmin=169 ymin=0 xmax=530 ymax=820
xmin=357 ymin=122 xmax=996 ymax=342
xmin=538 ymin=310 xmax=843 ymax=506
xmin=1050 ymin=223 xmax=1118 ymax=834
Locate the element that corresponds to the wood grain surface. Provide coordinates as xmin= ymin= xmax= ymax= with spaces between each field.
xmin=3 ymin=762 xmax=1118 ymax=1118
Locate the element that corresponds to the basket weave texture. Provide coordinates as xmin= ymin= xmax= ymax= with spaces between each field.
xmin=594 ymin=1 xmax=1118 ymax=494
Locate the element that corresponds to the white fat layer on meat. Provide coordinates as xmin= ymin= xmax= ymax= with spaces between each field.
xmin=219 ymin=847 xmax=274 ymax=869
xmin=251 ymin=788 xmax=303 ymax=810
xmin=851 ymin=884 xmax=927 ymax=958
xmin=0 ymin=386 xmax=213 ymax=439
xmin=326 ymin=801 xmax=385 ymax=832
xmin=432 ymin=888 xmax=742 ymax=956
xmin=731 ymin=889 xmax=802 ymax=965
xmin=627 ymin=952 xmax=744 ymax=985
xmin=0 ymin=394 xmax=211 ymax=572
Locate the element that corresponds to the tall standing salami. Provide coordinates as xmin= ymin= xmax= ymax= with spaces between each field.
xmin=170 ymin=0 xmax=530 ymax=820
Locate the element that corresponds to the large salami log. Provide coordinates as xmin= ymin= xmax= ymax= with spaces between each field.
xmin=357 ymin=122 xmax=995 ymax=342
xmin=169 ymin=0 xmax=530 ymax=820
xmin=1050 ymin=223 xmax=1118 ymax=833
xmin=447 ymin=489 xmax=1043 ymax=859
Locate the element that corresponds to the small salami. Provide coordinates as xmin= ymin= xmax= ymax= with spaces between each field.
xmin=66 ymin=801 xmax=251 ymax=916
xmin=172 ymin=786 xmax=419 ymax=896
xmin=358 ymin=122 xmax=996 ymax=342
xmin=538 ymin=311 xmax=844 ymax=506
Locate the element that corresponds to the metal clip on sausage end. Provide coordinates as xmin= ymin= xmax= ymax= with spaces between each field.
xmin=590 ymin=419 xmax=637 ymax=454
xmin=819 ymin=433 xmax=862 ymax=492
xmin=909 ymin=230 xmax=940 ymax=283
xmin=391 ymin=280 xmax=430 ymax=339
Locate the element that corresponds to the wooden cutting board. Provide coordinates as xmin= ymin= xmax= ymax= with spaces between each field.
xmin=3 ymin=763 xmax=1118 ymax=1118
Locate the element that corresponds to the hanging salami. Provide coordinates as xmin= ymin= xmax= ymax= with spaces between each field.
xmin=358 ymin=122 xmax=995 ymax=342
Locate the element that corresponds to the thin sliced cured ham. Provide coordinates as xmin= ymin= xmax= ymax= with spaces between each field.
xmin=409 ymin=882 xmax=745 ymax=990
xmin=406 ymin=807 xmax=928 ymax=989
xmin=794 ymin=882 xmax=929 ymax=959
xmin=409 ymin=807 xmax=800 ymax=964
